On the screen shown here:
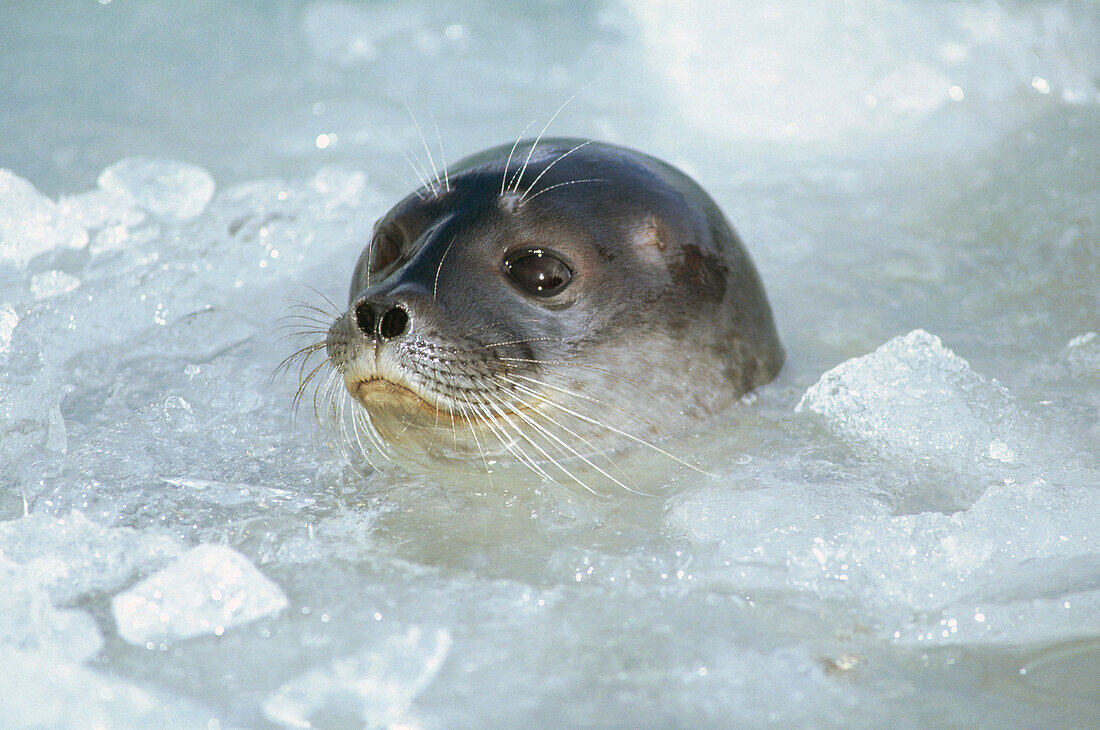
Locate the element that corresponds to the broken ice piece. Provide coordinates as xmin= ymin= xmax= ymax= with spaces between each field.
xmin=796 ymin=329 xmax=1022 ymax=468
xmin=0 ymin=511 xmax=185 ymax=606
xmin=111 ymin=544 xmax=287 ymax=645
xmin=262 ymin=625 xmax=452 ymax=729
xmin=0 ymin=169 xmax=88 ymax=265
xmin=97 ymin=158 xmax=215 ymax=222
xmin=30 ymin=270 xmax=80 ymax=300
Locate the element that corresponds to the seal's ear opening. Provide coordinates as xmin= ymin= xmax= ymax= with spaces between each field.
xmin=632 ymin=215 xmax=670 ymax=264
xmin=368 ymin=230 xmax=402 ymax=274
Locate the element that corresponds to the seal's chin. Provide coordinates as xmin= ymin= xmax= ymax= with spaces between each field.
xmin=350 ymin=378 xmax=448 ymax=422
xmin=346 ymin=375 xmax=547 ymax=462
xmin=347 ymin=376 xmax=507 ymax=462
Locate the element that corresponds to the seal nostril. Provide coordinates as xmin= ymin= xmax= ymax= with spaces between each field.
xmin=354 ymin=300 xmax=374 ymax=336
xmin=379 ymin=306 xmax=408 ymax=340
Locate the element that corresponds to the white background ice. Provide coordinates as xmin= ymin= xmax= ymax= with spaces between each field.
xmin=0 ymin=0 xmax=1097 ymax=727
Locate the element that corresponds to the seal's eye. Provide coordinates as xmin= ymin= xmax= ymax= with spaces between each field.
xmin=505 ymin=249 xmax=572 ymax=297
xmin=368 ymin=232 xmax=401 ymax=273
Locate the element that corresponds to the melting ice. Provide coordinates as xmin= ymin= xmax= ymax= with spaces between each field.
xmin=0 ymin=0 xmax=1097 ymax=727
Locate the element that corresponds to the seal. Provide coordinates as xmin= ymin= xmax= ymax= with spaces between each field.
xmin=318 ymin=138 xmax=783 ymax=491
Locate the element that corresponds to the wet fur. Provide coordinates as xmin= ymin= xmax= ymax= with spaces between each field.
xmin=286 ymin=137 xmax=783 ymax=494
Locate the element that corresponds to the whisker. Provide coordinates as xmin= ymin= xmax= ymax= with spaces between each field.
xmin=300 ymin=287 xmax=343 ymax=316
xmin=453 ymin=393 xmax=503 ymax=489
xmin=369 ymin=158 xmax=425 ymax=202
xmin=433 ymin=236 xmax=458 ymax=301
xmin=274 ymin=324 xmax=331 ymax=342
xmin=291 ymin=356 xmax=332 ymax=422
xmin=399 ymin=148 xmax=436 ymax=199
xmin=481 ymin=336 xmax=560 ymax=349
xmin=273 ymin=340 xmax=325 ymax=376
xmin=275 ymin=314 xmax=331 ymax=329
xmin=478 ymin=393 xmax=578 ymax=489
xmin=500 ymin=376 xmax=713 ymax=477
xmin=284 ymin=303 xmax=337 ymax=321
xmin=510 ymin=86 xmax=589 ymax=195
xmin=351 ymin=406 xmax=388 ymax=468
xmin=519 ymin=178 xmax=608 ymax=207
xmin=500 ymin=371 xmax=665 ymax=435
xmin=489 ymin=390 xmax=648 ymax=496
xmin=496 ymin=356 xmax=651 ymax=391
xmin=430 ymin=112 xmax=450 ymax=193
xmin=501 ymin=119 xmax=540 ymax=196
xmin=517 ymin=140 xmax=592 ymax=205
xmin=397 ymin=93 xmax=444 ymax=197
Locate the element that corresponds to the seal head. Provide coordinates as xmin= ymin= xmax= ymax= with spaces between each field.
xmin=323 ymin=139 xmax=783 ymax=482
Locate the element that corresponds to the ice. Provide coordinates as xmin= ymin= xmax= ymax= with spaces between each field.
xmin=0 ymin=306 xmax=17 ymax=356
xmin=0 ymin=560 xmax=102 ymax=663
xmin=0 ymin=511 xmax=184 ymax=605
xmin=112 ymin=544 xmax=289 ymax=645
xmin=631 ymin=1 xmax=1099 ymax=147
xmin=1063 ymin=331 xmax=1100 ymax=377
xmin=668 ymin=473 xmax=1100 ymax=651
xmin=57 ymin=186 xmax=146 ymax=231
xmin=0 ymin=647 xmax=223 ymax=729
xmin=0 ymin=352 xmax=66 ymax=468
xmin=29 ymin=270 xmax=80 ymax=299
xmin=262 ymin=625 xmax=452 ymax=728
xmin=97 ymin=158 xmax=216 ymax=222
xmin=0 ymin=0 xmax=1097 ymax=726
xmin=796 ymin=329 xmax=1025 ymax=472
xmin=0 ymin=169 xmax=87 ymax=265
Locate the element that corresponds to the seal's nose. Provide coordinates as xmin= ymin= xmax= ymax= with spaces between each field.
xmin=354 ymin=299 xmax=374 ymax=336
xmin=378 ymin=306 xmax=408 ymax=340
xmin=353 ymin=298 xmax=409 ymax=341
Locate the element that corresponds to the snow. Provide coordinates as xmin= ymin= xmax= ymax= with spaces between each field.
xmin=0 ymin=0 xmax=1096 ymax=726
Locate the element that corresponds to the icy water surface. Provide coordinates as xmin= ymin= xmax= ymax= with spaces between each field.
xmin=1 ymin=1 xmax=1098 ymax=727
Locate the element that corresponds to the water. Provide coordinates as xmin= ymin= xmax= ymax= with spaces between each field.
xmin=1 ymin=0 xmax=1098 ymax=726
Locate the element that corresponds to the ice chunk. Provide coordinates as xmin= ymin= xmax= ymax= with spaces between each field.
xmin=309 ymin=166 xmax=368 ymax=212
xmin=263 ymin=625 xmax=452 ymax=729
xmin=0 ymin=169 xmax=88 ymax=265
xmin=1066 ymin=331 xmax=1098 ymax=350
xmin=30 ymin=270 xmax=80 ymax=300
xmin=57 ymin=186 xmax=146 ymax=230
xmin=0 ymin=560 xmax=102 ymax=663
xmin=0 ymin=356 xmax=65 ymax=466
xmin=0 ymin=306 xmax=17 ymax=355
xmin=97 ymin=158 xmax=215 ymax=221
xmin=1063 ymin=331 xmax=1099 ymax=377
xmin=796 ymin=329 xmax=1023 ymax=469
xmin=111 ymin=544 xmax=288 ymax=645
xmin=162 ymin=477 xmax=316 ymax=509
xmin=671 ymin=474 xmax=1100 ymax=631
xmin=90 ymin=221 xmax=160 ymax=254
xmin=0 ymin=511 xmax=185 ymax=605
xmin=0 ymin=647 xmax=223 ymax=728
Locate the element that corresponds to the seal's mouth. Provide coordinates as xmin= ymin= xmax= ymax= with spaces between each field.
xmin=348 ymin=375 xmax=537 ymax=429
xmin=350 ymin=377 xmax=447 ymax=419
